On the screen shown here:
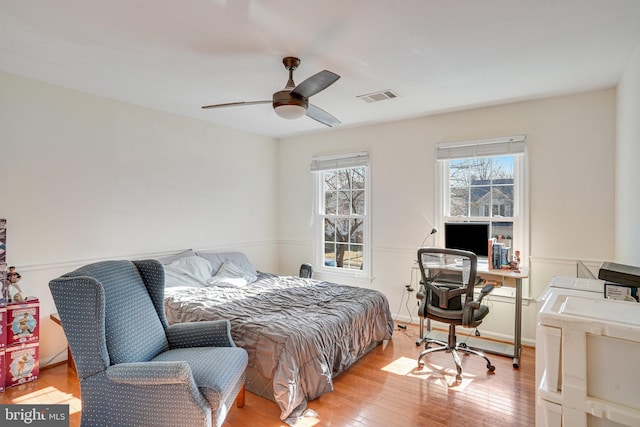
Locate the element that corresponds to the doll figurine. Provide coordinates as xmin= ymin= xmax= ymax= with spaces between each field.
xmin=7 ymin=266 xmax=25 ymax=302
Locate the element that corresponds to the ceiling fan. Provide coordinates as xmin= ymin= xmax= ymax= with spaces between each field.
xmin=202 ymin=57 xmax=341 ymax=127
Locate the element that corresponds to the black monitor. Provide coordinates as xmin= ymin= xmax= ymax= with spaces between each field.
xmin=444 ymin=222 xmax=490 ymax=257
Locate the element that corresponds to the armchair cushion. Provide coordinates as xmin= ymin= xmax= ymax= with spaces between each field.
xmin=152 ymin=346 xmax=248 ymax=411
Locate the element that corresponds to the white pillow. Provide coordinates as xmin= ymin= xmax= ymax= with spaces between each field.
xmin=206 ymin=260 xmax=258 ymax=288
xmin=167 ymin=255 xmax=212 ymax=284
xmin=157 ymin=249 xmax=196 ymax=265
xmin=196 ymin=252 xmax=257 ymax=277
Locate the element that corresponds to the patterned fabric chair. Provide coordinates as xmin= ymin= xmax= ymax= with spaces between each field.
xmin=49 ymin=259 xmax=248 ymax=427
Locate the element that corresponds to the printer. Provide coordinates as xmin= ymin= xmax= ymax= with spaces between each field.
xmin=598 ymin=261 xmax=640 ymax=302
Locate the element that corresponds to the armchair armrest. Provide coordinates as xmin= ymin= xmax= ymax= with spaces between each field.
xmin=106 ymin=361 xmax=193 ymax=386
xmin=105 ymin=361 xmax=210 ymax=422
xmin=166 ymin=320 xmax=235 ymax=348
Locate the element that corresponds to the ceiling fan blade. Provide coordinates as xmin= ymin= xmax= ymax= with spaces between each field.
xmin=306 ymin=104 xmax=341 ymax=127
xmin=290 ymin=70 xmax=340 ymax=99
xmin=202 ymin=100 xmax=270 ymax=109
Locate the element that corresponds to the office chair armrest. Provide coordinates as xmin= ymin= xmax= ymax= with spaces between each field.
xmin=416 ymin=282 xmax=426 ymax=300
xmin=463 ymin=284 xmax=494 ymax=327
xmin=467 ymin=283 xmax=494 ymax=309
xmin=166 ymin=320 xmax=236 ymax=348
xmin=107 ymin=361 xmax=194 ymax=386
xmin=477 ymin=283 xmax=494 ymax=303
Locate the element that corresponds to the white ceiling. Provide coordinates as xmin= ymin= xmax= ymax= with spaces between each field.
xmin=2 ymin=0 xmax=640 ymax=139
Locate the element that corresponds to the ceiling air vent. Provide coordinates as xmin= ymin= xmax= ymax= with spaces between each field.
xmin=357 ymin=90 xmax=399 ymax=103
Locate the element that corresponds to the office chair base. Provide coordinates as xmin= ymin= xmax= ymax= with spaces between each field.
xmin=417 ymin=330 xmax=495 ymax=381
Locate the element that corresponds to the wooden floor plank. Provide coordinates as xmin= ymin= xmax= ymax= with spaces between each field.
xmin=0 ymin=324 xmax=535 ymax=426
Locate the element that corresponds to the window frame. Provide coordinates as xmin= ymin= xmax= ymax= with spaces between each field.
xmin=312 ymin=153 xmax=371 ymax=280
xmin=435 ymin=136 xmax=529 ymax=299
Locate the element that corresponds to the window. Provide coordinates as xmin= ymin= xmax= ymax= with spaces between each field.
xmin=436 ymin=135 xmax=529 ymax=295
xmin=311 ymin=152 xmax=370 ymax=277
xmin=448 ymin=155 xmax=516 ymax=251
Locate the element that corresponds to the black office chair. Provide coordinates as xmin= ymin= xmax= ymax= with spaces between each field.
xmin=416 ymin=247 xmax=495 ymax=382
xmin=299 ymin=263 xmax=313 ymax=278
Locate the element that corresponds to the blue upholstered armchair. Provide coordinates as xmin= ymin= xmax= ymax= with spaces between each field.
xmin=49 ymin=259 xmax=248 ymax=427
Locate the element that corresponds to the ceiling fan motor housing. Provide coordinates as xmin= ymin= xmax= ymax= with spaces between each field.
xmin=273 ymin=57 xmax=308 ymax=119
xmin=273 ymin=90 xmax=308 ymax=109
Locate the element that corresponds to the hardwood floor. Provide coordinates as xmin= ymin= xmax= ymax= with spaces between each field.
xmin=1 ymin=324 xmax=535 ymax=426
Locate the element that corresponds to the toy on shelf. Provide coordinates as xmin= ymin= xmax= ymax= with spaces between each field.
xmin=6 ymin=266 xmax=24 ymax=303
xmin=509 ymin=250 xmax=521 ymax=272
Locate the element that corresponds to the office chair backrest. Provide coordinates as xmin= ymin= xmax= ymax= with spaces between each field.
xmin=417 ymin=247 xmax=478 ymax=322
xmin=299 ymin=263 xmax=313 ymax=278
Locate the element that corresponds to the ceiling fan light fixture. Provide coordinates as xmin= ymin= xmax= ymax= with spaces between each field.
xmin=273 ymin=89 xmax=308 ymax=119
xmin=274 ymin=104 xmax=307 ymax=119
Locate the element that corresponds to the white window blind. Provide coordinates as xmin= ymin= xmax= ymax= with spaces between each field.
xmin=310 ymin=152 xmax=369 ymax=172
xmin=436 ymin=135 xmax=526 ymax=160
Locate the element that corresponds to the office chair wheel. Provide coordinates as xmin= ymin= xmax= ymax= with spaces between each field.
xmin=487 ymin=364 xmax=496 ymax=372
xmin=459 ymin=342 xmax=467 ymax=349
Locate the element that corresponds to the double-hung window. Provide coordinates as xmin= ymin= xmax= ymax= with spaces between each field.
xmin=436 ymin=135 xmax=529 ymax=296
xmin=311 ymin=152 xmax=370 ymax=278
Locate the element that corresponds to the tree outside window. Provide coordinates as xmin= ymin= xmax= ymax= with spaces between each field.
xmin=322 ymin=167 xmax=365 ymax=270
xmin=448 ymin=156 xmax=515 ymax=243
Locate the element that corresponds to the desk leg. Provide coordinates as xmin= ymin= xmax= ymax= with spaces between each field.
xmin=416 ymin=317 xmax=433 ymax=346
xmin=513 ymin=277 xmax=523 ymax=368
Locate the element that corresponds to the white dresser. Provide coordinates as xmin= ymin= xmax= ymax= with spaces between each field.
xmin=535 ymin=277 xmax=640 ymax=426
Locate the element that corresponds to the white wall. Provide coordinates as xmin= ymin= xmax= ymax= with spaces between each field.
xmin=0 ymin=71 xmax=280 ymax=365
xmin=278 ymin=89 xmax=616 ymax=344
xmin=616 ymin=42 xmax=640 ymax=266
xmin=0 ymin=68 xmax=621 ymax=365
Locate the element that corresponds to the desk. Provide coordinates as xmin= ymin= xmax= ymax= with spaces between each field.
xmin=418 ymin=265 xmax=529 ymax=368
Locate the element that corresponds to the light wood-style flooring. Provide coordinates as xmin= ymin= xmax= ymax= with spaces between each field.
xmin=1 ymin=324 xmax=535 ymax=426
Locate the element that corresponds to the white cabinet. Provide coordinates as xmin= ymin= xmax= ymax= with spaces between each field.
xmin=535 ymin=277 xmax=605 ymax=416
xmin=536 ymin=278 xmax=640 ymax=427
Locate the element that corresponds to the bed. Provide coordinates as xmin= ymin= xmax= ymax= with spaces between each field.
xmin=160 ymin=250 xmax=394 ymax=423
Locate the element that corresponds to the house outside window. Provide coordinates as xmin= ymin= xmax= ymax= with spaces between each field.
xmin=311 ymin=152 xmax=370 ymax=278
xmin=448 ymin=157 xmax=517 ymax=249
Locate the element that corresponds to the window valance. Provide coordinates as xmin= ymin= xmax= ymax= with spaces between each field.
xmin=436 ymin=135 xmax=526 ymax=160
xmin=310 ymin=152 xmax=369 ymax=172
